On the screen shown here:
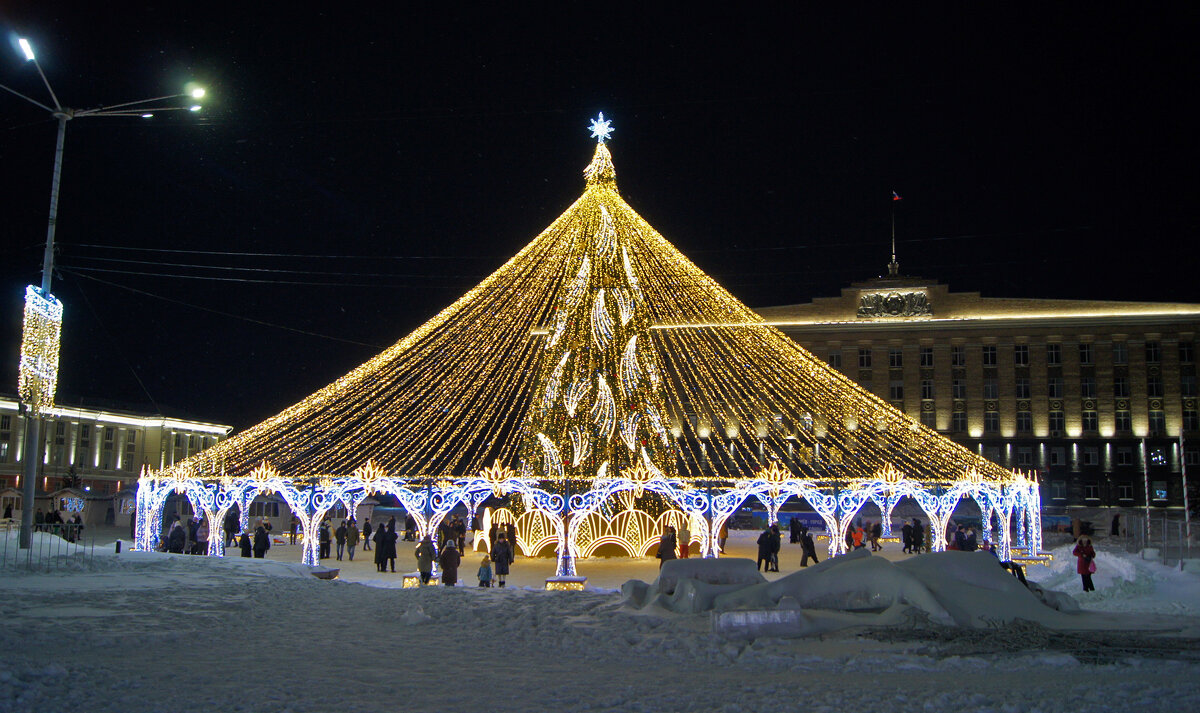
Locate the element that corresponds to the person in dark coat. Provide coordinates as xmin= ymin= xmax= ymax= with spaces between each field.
xmin=756 ymin=526 xmax=773 ymax=572
xmin=789 ymin=517 xmax=800 ymax=544
xmin=799 ymin=527 xmax=819 ymax=567
xmin=963 ymin=527 xmax=978 ymax=552
xmin=505 ymin=522 xmax=517 ymax=552
xmin=415 ymin=535 xmax=436 ymax=583
xmin=657 ymin=526 xmax=677 ymax=569
xmin=346 ymin=520 xmax=359 ymax=561
xmin=1110 ymin=513 xmax=1121 ymax=537
xmin=186 ymin=517 xmax=201 ymax=555
xmin=768 ymin=524 xmax=782 ymax=571
xmin=166 ymin=522 xmax=186 ymax=554
xmin=3 ymin=503 xmax=12 ymax=519
xmin=491 ymin=532 xmax=513 ymax=587
xmin=488 ymin=523 xmax=499 ymax=551
xmin=335 ymin=520 xmax=347 ymax=561
xmin=1073 ymin=536 xmax=1096 ymax=592
xmin=383 ymin=518 xmax=398 ymax=572
xmin=439 ymin=541 xmax=461 ymax=586
xmin=901 ymin=521 xmax=913 ymax=554
xmin=318 ymin=520 xmax=332 ymax=560
xmin=253 ymin=523 xmax=270 ymax=558
xmin=373 ymin=522 xmax=387 ymax=572
xmin=362 ymin=518 xmax=372 ymax=551
xmin=911 ymin=518 xmax=925 ymax=553
xmin=238 ymin=529 xmax=252 ymax=558
xmin=224 ymin=510 xmax=240 ymax=547
xmin=870 ymin=521 xmax=883 ymax=552
xmin=404 ymin=514 xmax=416 ymax=542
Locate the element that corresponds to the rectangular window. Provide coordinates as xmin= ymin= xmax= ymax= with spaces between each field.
xmin=951 ymin=346 xmax=966 ymax=367
xmin=1117 ymin=448 xmax=1134 ymax=466
xmin=1116 ymin=411 xmax=1131 ymax=432
xmin=984 ymin=379 xmax=999 ymax=400
xmin=1152 ymin=481 xmax=1168 ymax=500
xmin=1185 ymin=410 xmax=1199 ymax=431
xmin=1146 ymin=341 xmax=1161 ymax=363
xmin=1048 ymin=377 xmax=1063 ymax=399
xmin=0 ymin=415 xmax=10 ymax=431
xmin=1081 ymin=377 xmax=1096 ymax=399
xmin=858 ymin=348 xmax=872 ymax=369
xmin=888 ymin=348 xmax=903 ymax=369
xmin=920 ymin=346 xmax=934 ymax=368
xmin=951 ymin=412 xmax=967 ymax=433
xmin=1083 ymin=447 xmax=1099 ymax=466
xmin=1050 ymin=480 xmax=1067 ymax=499
xmin=1014 ymin=344 xmax=1029 ymax=366
xmin=1016 ymin=447 xmax=1033 ymax=466
xmin=889 ymin=381 xmax=904 ymax=401
xmin=1112 ymin=342 xmax=1128 ymax=365
xmin=1082 ymin=411 xmax=1098 ymax=432
xmin=1084 ymin=482 xmax=1100 ymax=500
xmin=0 ymin=441 xmax=7 ymax=462
xmin=1149 ymin=410 xmax=1166 ymax=434
xmin=920 ymin=410 xmax=937 ymax=428
xmin=1079 ymin=343 xmax=1093 ymax=365
xmin=189 ymin=435 xmax=199 ymax=450
xmin=1186 ymin=449 xmax=1200 ymax=466
xmin=1046 ymin=343 xmax=1062 ymax=366
xmin=1182 ymin=375 xmax=1197 ymax=397
xmin=1117 ymin=482 xmax=1134 ymax=500
xmin=1049 ymin=411 xmax=1065 ymax=433
xmin=921 ymin=380 xmax=934 ymax=399
xmin=1016 ymin=411 xmax=1032 ymax=433
xmin=1114 ymin=376 xmax=1130 ymax=398
xmin=953 ymin=379 xmax=967 ymax=400
xmin=827 ymin=352 xmax=842 ymax=369
xmin=984 ymin=412 xmax=1000 ymax=434
xmin=1181 ymin=342 xmax=1195 ymax=363
xmin=1050 ymin=448 xmax=1066 ymax=467
xmin=1147 ymin=376 xmax=1164 ymax=398
xmin=982 ymin=345 xmax=997 ymax=367
xmin=1015 ymin=378 xmax=1031 ymax=399
xmin=174 ymin=433 xmax=183 ymax=448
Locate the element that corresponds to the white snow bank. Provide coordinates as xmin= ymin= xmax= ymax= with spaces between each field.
xmin=1027 ymin=540 xmax=1200 ymax=615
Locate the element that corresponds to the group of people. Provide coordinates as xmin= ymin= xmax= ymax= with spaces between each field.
xmin=654 ymin=522 xmax=696 ymax=567
xmin=30 ymin=509 xmax=85 ymax=541
xmin=409 ymin=525 xmax=515 ymax=588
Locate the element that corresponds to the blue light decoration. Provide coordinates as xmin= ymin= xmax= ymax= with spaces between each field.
xmin=131 ymin=460 xmax=1046 ymax=573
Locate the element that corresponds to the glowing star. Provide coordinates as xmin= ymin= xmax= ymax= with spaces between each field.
xmin=588 ymin=112 xmax=614 ymax=142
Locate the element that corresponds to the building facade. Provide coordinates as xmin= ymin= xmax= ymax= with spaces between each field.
xmin=0 ymin=395 xmax=231 ymax=525
xmin=756 ymin=275 xmax=1200 ymax=513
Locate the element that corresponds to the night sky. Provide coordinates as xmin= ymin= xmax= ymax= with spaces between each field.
xmin=1 ymin=5 xmax=1196 ymax=430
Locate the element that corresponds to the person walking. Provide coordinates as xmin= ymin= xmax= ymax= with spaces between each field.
xmin=415 ymin=535 xmax=436 ymax=584
xmin=346 ymin=519 xmax=359 ymax=561
xmin=238 ymin=528 xmax=252 ymax=558
xmin=335 ymin=520 xmax=347 ymax=561
xmin=383 ymin=519 xmax=398 ymax=573
xmin=362 ymin=517 xmax=372 ymax=551
xmin=224 ymin=510 xmax=239 ymax=548
xmin=851 ymin=526 xmax=865 ymax=551
xmin=678 ymin=522 xmax=691 ymax=559
xmin=870 ymin=521 xmax=883 ymax=552
xmin=491 ymin=532 xmax=513 ymax=587
xmin=1074 ymin=535 xmax=1097 ymax=592
xmin=901 ymin=520 xmax=913 ymax=554
xmin=439 ymin=540 xmax=461 ymax=586
xmin=789 ymin=517 xmax=801 ymax=544
xmin=167 ymin=521 xmax=186 ymax=554
xmin=718 ymin=520 xmax=729 ymax=554
xmin=289 ymin=515 xmax=299 ymax=545
xmin=656 ymin=526 xmax=678 ymax=570
xmin=478 ymin=556 xmax=493 ymax=587
xmin=799 ymin=527 xmax=819 ymax=567
xmin=404 ymin=514 xmax=416 ymax=542
xmin=963 ymin=527 xmax=978 ymax=553
xmin=253 ymin=522 xmax=270 ymax=559
xmin=755 ymin=526 xmax=773 ymax=572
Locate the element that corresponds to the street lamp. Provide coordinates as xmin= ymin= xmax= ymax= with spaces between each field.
xmin=1 ymin=37 xmax=206 ymax=549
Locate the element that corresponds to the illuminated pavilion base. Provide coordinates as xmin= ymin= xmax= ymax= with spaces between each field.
xmin=402 ymin=572 xmax=441 ymax=588
xmin=545 ymin=576 xmax=587 ymax=591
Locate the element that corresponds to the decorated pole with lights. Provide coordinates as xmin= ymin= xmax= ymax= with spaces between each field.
xmin=3 ymin=37 xmax=206 ymax=548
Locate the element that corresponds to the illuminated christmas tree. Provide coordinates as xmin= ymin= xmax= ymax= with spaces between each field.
xmin=521 ymin=115 xmax=676 ymax=490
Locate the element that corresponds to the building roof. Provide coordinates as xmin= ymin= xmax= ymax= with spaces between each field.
xmin=0 ymin=393 xmax=232 ymax=435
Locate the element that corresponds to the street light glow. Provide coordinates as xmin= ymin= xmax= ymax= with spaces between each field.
xmin=190 ymin=87 xmax=206 ymax=99
xmin=141 ymin=113 xmax=154 ymax=118
xmin=18 ymin=38 xmax=35 ymax=61
xmin=189 ymin=105 xmax=202 ymax=112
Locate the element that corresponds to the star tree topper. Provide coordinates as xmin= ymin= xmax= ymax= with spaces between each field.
xmin=588 ymin=112 xmax=614 ymax=142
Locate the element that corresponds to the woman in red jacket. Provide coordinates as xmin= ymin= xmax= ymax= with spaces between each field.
xmin=1073 ymin=536 xmax=1096 ymax=592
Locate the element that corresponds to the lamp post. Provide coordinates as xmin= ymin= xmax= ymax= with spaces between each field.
xmin=2 ymin=37 xmax=205 ymax=549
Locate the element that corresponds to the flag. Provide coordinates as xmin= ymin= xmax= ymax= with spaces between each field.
xmin=892 ymin=191 xmax=902 ymax=201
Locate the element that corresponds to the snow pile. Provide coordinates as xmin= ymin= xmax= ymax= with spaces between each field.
xmin=623 ymin=549 xmax=1092 ymax=632
xmin=1027 ymin=541 xmax=1200 ymax=615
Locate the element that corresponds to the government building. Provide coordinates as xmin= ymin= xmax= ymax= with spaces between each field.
xmin=756 ymin=268 xmax=1200 ymax=513
xmin=0 ymin=395 xmax=231 ymax=527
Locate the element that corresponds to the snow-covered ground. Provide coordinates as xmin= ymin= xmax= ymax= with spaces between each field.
xmin=2 ymin=529 xmax=1199 ymax=712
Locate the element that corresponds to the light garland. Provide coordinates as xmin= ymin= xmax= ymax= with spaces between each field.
xmin=18 ymin=285 xmax=64 ymax=415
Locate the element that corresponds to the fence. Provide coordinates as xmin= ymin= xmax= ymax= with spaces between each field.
xmin=0 ymin=520 xmax=101 ymax=572
xmin=1116 ymin=514 xmax=1195 ymax=568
